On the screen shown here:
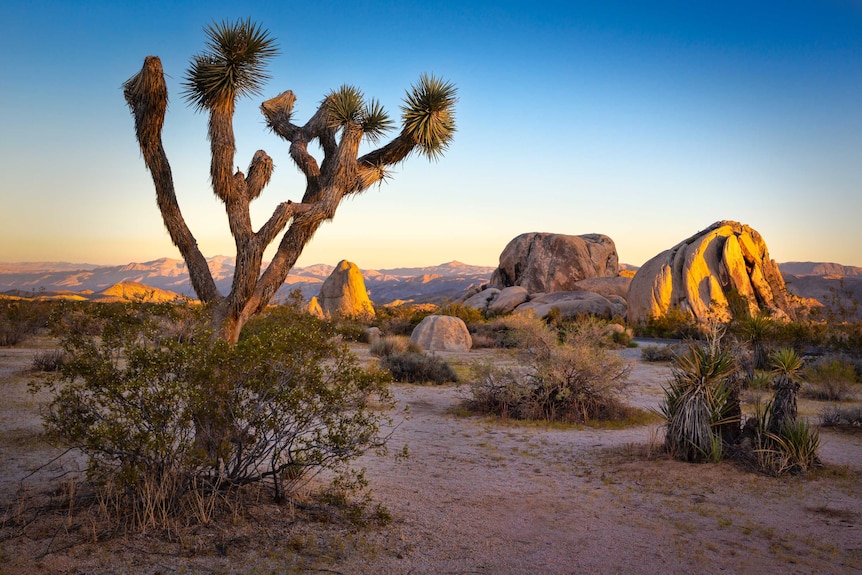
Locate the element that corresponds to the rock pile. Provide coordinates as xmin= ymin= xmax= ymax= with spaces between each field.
xmin=464 ymin=232 xmax=629 ymax=320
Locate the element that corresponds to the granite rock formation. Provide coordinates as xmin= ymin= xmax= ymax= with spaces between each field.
xmin=627 ymin=221 xmax=795 ymax=324
xmin=489 ymin=233 xmax=619 ymax=293
xmin=316 ymin=260 xmax=375 ymax=319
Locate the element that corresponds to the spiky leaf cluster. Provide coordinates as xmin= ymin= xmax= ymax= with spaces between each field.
xmin=325 ymin=85 xmax=394 ymax=142
xmin=183 ymin=19 xmax=278 ymax=111
xmin=401 ymin=73 xmax=458 ymax=159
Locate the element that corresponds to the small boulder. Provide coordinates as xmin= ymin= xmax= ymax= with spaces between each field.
xmin=487 ymin=286 xmax=530 ymax=315
xmin=462 ymin=288 xmax=500 ymax=311
xmin=410 ymin=315 xmax=472 ymax=352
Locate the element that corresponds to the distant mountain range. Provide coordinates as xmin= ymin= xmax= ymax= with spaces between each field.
xmin=2 ymin=258 xmax=860 ymax=316
xmin=0 ymin=257 xmax=496 ymax=305
xmin=778 ymin=262 xmax=862 ymax=319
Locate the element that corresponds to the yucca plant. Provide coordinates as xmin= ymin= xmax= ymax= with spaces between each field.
xmin=768 ymin=419 xmax=821 ymax=475
xmin=736 ymin=314 xmax=775 ymax=370
xmin=767 ymin=348 xmax=803 ymax=436
xmin=659 ymin=334 xmax=740 ymax=462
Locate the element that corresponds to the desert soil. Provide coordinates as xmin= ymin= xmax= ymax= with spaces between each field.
xmin=1 ymin=338 xmax=861 ymax=574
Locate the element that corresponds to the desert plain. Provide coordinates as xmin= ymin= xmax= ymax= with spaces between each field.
xmin=1 ymin=335 xmax=861 ymax=575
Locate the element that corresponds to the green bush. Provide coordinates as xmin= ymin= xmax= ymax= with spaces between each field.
xmin=801 ymin=355 xmax=858 ymax=401
xmin=35 ymin=302 xmax=394 ymax=529
xmin=375 ymin=304 xmax=436 ymax=336
xmin=466 ymin=314 xmax=631 ymax=423
xmin=638 ymin=308 xmax=702 ymax=340
xmin=0 ymin=300 xmax=51 ymax=346
xmin=380 ymin=351 xmax=458 ymax=384
xmin=437 ymin=301 xmax=486 ymax=328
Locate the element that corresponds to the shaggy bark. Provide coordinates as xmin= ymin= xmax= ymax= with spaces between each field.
xmin=768 ymin=375 xmax=800 ymax=436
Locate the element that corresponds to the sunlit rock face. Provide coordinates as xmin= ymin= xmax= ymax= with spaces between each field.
xmin=627 ymin=221 xmax=795 ymax=324
xmin=410 ymin=315 xmax=472 ymax=352
xmin=317 ymin=260 xmax=375 ymax=320
xmin=489 ymin=232 xmax=619 ymax=293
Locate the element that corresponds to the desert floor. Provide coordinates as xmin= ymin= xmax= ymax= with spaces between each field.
xmin=1 ymin=337 xmax=860 ymax=574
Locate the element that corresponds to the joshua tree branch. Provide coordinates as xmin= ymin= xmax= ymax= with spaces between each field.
xmin=123 ymin=56 xmax=220 ymax=303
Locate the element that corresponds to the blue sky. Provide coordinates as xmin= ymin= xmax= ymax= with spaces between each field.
xmin=1 ymin=1 xmax=860 ymax=269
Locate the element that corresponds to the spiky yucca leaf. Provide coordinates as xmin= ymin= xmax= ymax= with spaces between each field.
xmin=361 ymin=99 xmax=394 ymax=142
xmin=326 ymin=85 xmax=365 ymax=127
xmin=183 ymin=19 xmax=278 ymax=111
xmin=770 ymin=347 xmax=803 ymax=377
xmin=401 ymin=73 xmax=457 ymax=159
xmin=326 ymin=87 xmax=394 ymax=142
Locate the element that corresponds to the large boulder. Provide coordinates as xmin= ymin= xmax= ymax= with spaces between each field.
xmin=317 ymin=260 xmax=375 ymax=320
xmin=489 ymin=232 xmax=619 ymax=293
xmin=410 ymin=315 xmax=472 ymax=352
xmin=627 ymin=221 xmax=796 ymax=324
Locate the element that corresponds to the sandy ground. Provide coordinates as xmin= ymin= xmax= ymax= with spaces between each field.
xmin=1 ymin=338 xmax=861 ymax=574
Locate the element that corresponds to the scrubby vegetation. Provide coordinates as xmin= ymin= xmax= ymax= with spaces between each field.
xmin=465 ymin=314 xmax=631 ymax=423
xmin=0 ymin=299 xmax=52 ymax=346
xmin=379 ymin=351 xmax=458 ymax=384
xmin=32 ymin=301 xmax=395 ymax=530
xmin=369 ymin=335 xmax=422 ymax=357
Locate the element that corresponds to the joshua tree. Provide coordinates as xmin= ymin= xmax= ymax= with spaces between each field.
xmin=767 ymin=347 xmax=803 ymax=435
xmin=124 ymin=19 xmax=456 ymax=342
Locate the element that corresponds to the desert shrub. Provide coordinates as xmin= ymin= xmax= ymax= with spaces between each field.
xmin=375 ymin=304 xmax=436 ymax=336
xmin=35 ymin=302 xmax=394 ymax=529
xmin=369 ymin=335 xmax=422 ymax=357
xmin=819 ymin=405 xmax=862 ymax=427
xmin=437 ymin=301 xmax=486 ymax=328
xmin=466 ymin=314 xmax=630 ymax=423
xmin=801 ymin=355 xmax=859 ymax=401
xmin=0 ymin=300 xmax=50 ymax=346
xmin=638 ymin=308 xmax=701 ymax=340
xmin=32 ymin=349 xmax=66 ymax=372
xmin=556 ymin=314 xmax=631 ymax=349
xmin=470 ymin=317 xmax=520 ymax=349
xmin=640 ymin=343 xmax=680 ymax=363
xmin=659 ymin=335 xmax=739 ymax=462
xmin=379 ymin=351 xmax=458 ymax=384
xmin=333 ymin=317 xmax=371 ymax=342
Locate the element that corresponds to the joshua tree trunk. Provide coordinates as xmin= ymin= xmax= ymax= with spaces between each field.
xmin=123 ymin=21 xmax=456 ymax=344
xmin=768 ymin=374 xmax=800 ymax=435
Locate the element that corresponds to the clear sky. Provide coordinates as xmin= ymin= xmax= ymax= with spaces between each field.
xmin=1 ymin=1 xmax=860 ymax=270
